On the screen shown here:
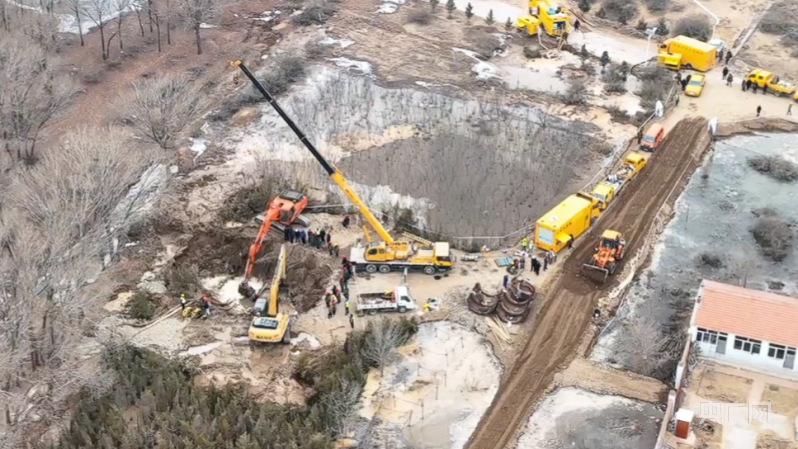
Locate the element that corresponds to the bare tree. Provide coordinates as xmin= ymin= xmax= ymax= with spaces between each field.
xmin=83 ymin=0 xmax=115 ymax=59
xmin=178 ymin=0 xmax=220 ymax=54
xmin=0 ymin=126 xmax=158 ymax=434
xmin=66 ymin=0 xmax=85 ymax=46
xmin=361 ymin=318 xmax=411 ymax=376
xmin=618 ymin=316 xmax=678 ymax=379
xmin=0 ymin=36 xmax=75 ymax=165
xmin=319 ymin=375 xmax=363 ymax=436
xmin=112 ymin=0 xmax=132 ymax=51
xmin=119 ymin=73 xmax=205 ymax=149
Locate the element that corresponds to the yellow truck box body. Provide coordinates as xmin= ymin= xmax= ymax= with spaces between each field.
xmin=660 ymin=36 xmax=717 ymax=72
xmin=535 ymin=192 xmax=598 ymax=253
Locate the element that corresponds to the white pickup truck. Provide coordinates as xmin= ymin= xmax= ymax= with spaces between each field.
xmin=356 ymin=285 xmax=418 ymax=315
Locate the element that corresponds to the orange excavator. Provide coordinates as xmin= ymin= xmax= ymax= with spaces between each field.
xmin=238 ymin=190 xmax=309 ymax=298
xmin=582 ymin=230 xmax=626 ymax=282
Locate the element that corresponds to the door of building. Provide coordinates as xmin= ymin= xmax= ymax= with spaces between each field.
xmin=784 ymin=348 xmax=796 ymax=370
xmin=716 ymin=335 xmax=727 ymax=355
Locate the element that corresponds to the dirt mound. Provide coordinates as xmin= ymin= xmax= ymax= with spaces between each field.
xmin=283 ymin=245 xmax=334 ymax=312
xmin=466 ymin=118 xmax=711 ymax=449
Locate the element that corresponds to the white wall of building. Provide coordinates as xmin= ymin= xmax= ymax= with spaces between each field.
xmin=689 ymin=326 xmax=798 ymax=375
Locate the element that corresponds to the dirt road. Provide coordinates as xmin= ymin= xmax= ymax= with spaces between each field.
xmin=465 ymin=117 xmax=712 ymax=449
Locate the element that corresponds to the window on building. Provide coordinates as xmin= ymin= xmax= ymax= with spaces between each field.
xmin=734 ymin=336 xmax=762 ymax=354
xmin=768 ymin=344 xmax=787 ymax=360
xmin=696 ymin=328 xmax=719 ymax=344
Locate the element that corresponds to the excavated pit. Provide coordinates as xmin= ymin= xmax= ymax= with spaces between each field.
xmin=220 ymin=68 xmax=605 ymax=240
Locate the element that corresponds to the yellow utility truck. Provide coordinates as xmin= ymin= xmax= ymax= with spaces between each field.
xmin=515 ymin=0 xmax=569 ymax=37
xmin=248 ymin=244 xmax=291 ymax=344
xmin=746 ymin=69 xmax=796 ymax=97
xmin=590 ymin=152 xmax=647 ymax=210
xmin=535 ymin=192 xmax=600 ymax=253
xmin=657 ymin=36 xmax=717 ymax=72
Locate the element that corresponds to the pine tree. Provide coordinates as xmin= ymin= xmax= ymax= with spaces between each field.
xmin=578 ymin=0 xmax=590 ymax=13
xmin=445 ymin=0 xmax=456 ymax=18
xmin=504 ymin=17 xmax=513 ymax=32
xmin=465 ymin=2 xmax=474 ymax=20
xmin=485 ymin=8 xmax=495 ymax=25
xmin=656 ymin=17 xmax=669 ymax=36
xmin=619 ymin=60 xmax=630 ymax=81
xmin=600 ymin=50 xmax=610 ymax=72
xmin=430 ymin=0 xmax=439 ymax=11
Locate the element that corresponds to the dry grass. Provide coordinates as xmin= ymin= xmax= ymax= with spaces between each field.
xmin=672 ymin=15 xmax=712 ymax=42
xmin=760 ymin=1 xmax=798 ymax=56
xmin=747 ymin=155 xmax=798 ymax=182
xmin=597 ymin=0 xmax=638 ymax=24
xmin=751 ymin=216 xmax=794 ymax=262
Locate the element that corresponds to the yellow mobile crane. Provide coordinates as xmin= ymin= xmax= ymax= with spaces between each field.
xmin=248 ymin=244 xmax=291 ymax=344
xmin=231 ymin=61 xmax=453 ymax=275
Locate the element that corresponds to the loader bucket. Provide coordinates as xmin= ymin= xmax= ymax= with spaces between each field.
xmin=582 ymin=262 xmax=609 ymax=282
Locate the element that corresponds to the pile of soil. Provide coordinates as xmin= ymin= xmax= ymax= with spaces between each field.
xmin=175 ymin=227 xmax=333 ymax=312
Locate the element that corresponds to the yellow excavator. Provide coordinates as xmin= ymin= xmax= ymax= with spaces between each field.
xmin=248 ymin=244 xmax=291 ymax=344
xmin=231 ymin=61 xmax=453 ymax=276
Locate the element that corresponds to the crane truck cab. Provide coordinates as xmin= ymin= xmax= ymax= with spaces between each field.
xmin=516 ymin=0 xmax=569 ymax=37
xmin=657 ymin=36 xmax=717 ymax=72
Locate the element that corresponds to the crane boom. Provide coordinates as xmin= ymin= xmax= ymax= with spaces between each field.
xmin=230 ymin=60 xmax=395 ymax=245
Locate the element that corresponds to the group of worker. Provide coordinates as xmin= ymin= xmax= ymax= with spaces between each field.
xmin=179 ymin=292 xmax=211 ymax=317
xmin=508 ymin=237 xmax=557 ymax=281
xmin=721 ymin=67 xmax=734 ymax=87
xmin=284 ymin=226 xmax=339 ymax=256
xmin=325 ymin=260 xmax=355 ymax=329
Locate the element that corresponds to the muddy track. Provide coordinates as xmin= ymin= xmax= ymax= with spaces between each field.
xmin=465 ymin=117 xmax=711 ymax=449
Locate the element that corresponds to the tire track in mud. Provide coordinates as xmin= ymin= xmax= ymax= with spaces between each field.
xmin=465 ymin=117 xmax=711 ymax=449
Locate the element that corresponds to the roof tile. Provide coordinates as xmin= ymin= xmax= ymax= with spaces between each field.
xmin=694 ymin=280 xmax=798 ymax=348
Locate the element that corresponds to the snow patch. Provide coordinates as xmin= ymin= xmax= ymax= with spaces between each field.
xmin=327 ymin=57 xmax=373 ymax=75
xmin=319 ymin=37 xmax=355 ymax=48
xmin=290 ymin=332 xmax=321 ymax=349
xmin=376 ymin=3 xmax=398 ymax=13
xmin=453 ymin=48 xmax=500 ymax=80
xmin=189 ymin=138 xmax=207 ymax=159
xmin=199 ymin=23 xmax=217 ymax=28
xmin=180 ymin=342 xmax=224 ymax=357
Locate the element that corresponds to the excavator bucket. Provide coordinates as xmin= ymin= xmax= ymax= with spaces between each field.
xmin=239 ymin=281 xmax=256 ymax=299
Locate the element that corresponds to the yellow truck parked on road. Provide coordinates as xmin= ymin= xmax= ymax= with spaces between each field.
xmin=535 ymin=192 xmax=600 ymax=253
xmin=590 ymin=152 xmax=647 ymax=210
xmin=516 ymin=0 xmax=569 ymax=37
xmin=746 ymin=69 xmax=797 ymax=97
xmin=657 ymin=36 xmax=717 ymax=72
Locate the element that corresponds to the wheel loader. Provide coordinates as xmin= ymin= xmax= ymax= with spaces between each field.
xmin=582 ymin=230 xmax=626 ymax=282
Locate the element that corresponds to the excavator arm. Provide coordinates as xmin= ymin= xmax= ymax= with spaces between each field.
xmin=230 ymin=60 xmax=395 ymax=245
xmin=240 ymin=207 xmax=280 ymax=297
